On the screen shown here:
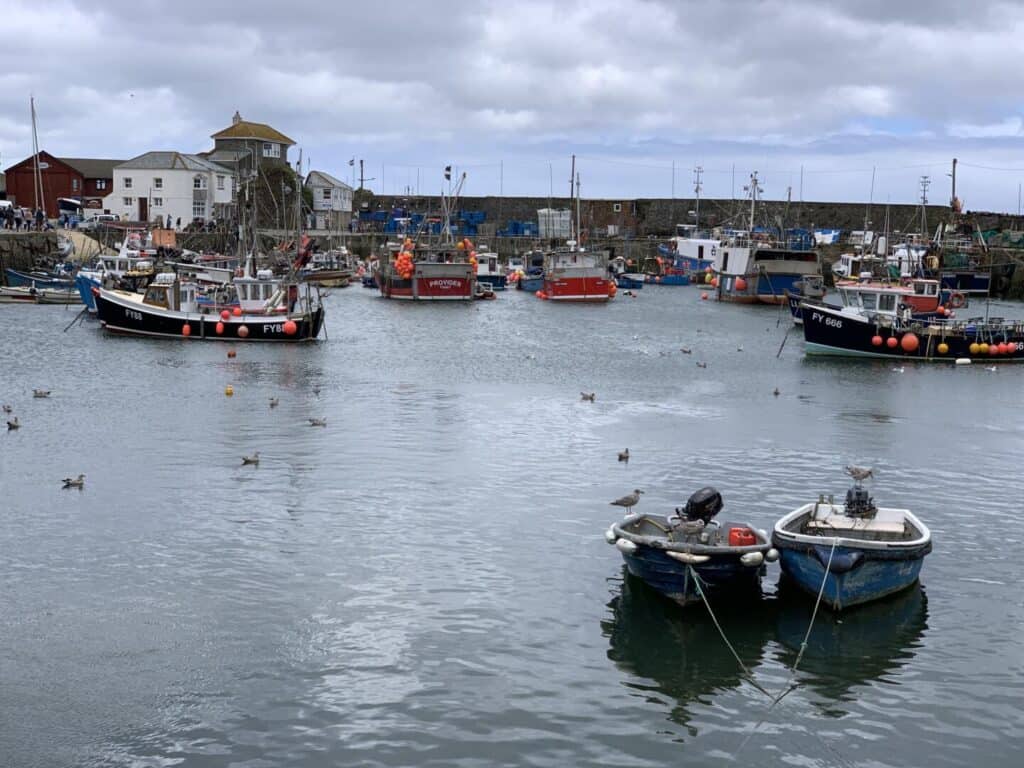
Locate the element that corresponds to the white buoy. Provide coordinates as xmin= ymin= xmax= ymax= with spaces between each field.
xmin=615 ymin=539 xmax=638 ymax=555
xmin=604 ymin=528 xmax=617 ymax=544
xmin=955 ymin=358 xmax=972 ymax=365
xmin=765 ymin=548 xmax=780 ymax=563
xmin=740 ymin=551 xmax=765 ymax=567
xmin=666 ymin=551 xmax=710 ymax=564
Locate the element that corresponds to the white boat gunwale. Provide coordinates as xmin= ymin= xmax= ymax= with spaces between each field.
xmin=773 ymin=502 xmax=931 ymax=552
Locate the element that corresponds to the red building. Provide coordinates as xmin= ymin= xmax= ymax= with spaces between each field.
xmin=2 ymin=152 xmax=122 ymax=218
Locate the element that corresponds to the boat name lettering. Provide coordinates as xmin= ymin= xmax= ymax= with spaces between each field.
xmin=810 ymin=311 xmax=842 ymax=328
xmin=427 ymin=279 xmax=462 ymax=289
xmin=125 ymin=308 xmax=142 ymax=322
xmin=263 ymin=324 xmax=284 ymax=334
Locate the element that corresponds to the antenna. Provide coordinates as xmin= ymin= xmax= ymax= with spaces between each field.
xmin=743 ymin=171 xmax=763 ymax=232
xmin=919 ymin=175 xmax=931 ymax=235
xmin=693 ymin=165 xmax=703 ymax=229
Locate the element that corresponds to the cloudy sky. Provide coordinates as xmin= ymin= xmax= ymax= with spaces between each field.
xmin=3 ymin=0 xmax=1024 ymax=211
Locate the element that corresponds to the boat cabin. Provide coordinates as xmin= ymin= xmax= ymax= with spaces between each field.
xmin=835 ymin=278 xmax=940 ymax=316
xmin=142 ymin=273 xmax=198 ymax=312
xmin=234 ymin=269 xmax=285 ymax=313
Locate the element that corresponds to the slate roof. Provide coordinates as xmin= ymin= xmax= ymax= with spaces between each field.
xmin=117 ymin=152 xmax=233 ymax=173
xmin=60 ymin=158 xmax=124 ymax=179
xmin=306 ymin=170 xmax=352 ymax=190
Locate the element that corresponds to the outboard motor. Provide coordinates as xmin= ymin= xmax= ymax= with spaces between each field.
xmin=682 ymin=487 xmax=723 ymax=524
xmin=844 ymin=486 xmax=876 ymax=518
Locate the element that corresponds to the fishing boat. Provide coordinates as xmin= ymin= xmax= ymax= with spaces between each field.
xmin=5 ymin=267 xmax=75 ymax=290
xmin=0 ymin=284 xmax=80 ymax=304
xmin=605 ymin=487 xmax=776 ymax=608
xmin=772 ymin=474 xmax=932 ymax=610
xmin=655 ymin=223 xmax=718 ymax=282
xmin=512 ymin=250 xmax=545 ymax=292
xmin=610 ymin=256 xmax=644 ymax=289
xmin=300 ymin=246 xmax=354 ymax=287
xmin=784 ymin=275 xmax=827 ymax=324
xmin=75 ymin=229 xmax=159 ymax=312
xmin=474 ymin=246 xmax=508 ymax=290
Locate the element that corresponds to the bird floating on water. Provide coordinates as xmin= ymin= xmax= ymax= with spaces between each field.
xmin=610 ymin=489 xmax=643 ymax=513
xmin=313 ymin=386 xmax=321 ymax=397
xmin=892 ymin=366 xmax=905 ymax=373
xmin=33 ymin=389 xmax=51 ymax=398
xmin=773 ymin=387 xmax=780 ymax=396
xmin=308 ymin=417 xmax=327 ymax=427
xmin=580 ymin=392 xmax=596 ymax=402
xmin=7 ymin=416 xmax=19 ymax=430
xmin=268 ymin=397 xmax=279 ymax=408
xmin=2 ymin=404 xmax=11 ymax=414
xmin=679 ymin=347 xmax=692 ymax=354
xmin=696 ymin=362 xmax=708 ymax=369
xmin=845 ymin=465 xmax=873 ymax=484
xmin=62 ymin=473 xmax=85 ymax=489
xmin=984 ymin=365 xmax=997 ymax=372
xmin=618 ymin=448 xmax=630 ymax=463
xmin=241 ymin=452 xmax=260 ymax=466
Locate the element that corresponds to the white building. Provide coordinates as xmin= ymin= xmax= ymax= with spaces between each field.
xmin=103 ymin=152 xmax=234 ymax=226
xmin=305 ymin=170 xmax=354 ymax=230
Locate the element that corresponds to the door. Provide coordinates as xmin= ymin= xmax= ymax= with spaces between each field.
xmin=138 ymin=197 xmax=148 ymax=222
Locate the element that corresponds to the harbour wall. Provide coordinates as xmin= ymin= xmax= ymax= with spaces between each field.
xmin=0 ymin=232 xmax=60 ymax=277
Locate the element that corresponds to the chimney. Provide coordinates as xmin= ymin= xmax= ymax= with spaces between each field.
xmin=232 ymin=110 xmax=242 ymax=125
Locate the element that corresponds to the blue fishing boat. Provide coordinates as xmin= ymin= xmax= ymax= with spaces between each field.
xmin=513 ymin=250 xmax=545 ymax=292
xmin=5 ymin=267 xmax=75 ymax=290
xmin=772 ymin=471 xmax=932 ymax=611
xmin=610 ymin=257 xmax=644 ymax=289
xmin=606 ymin=488 xmax=776 ymax=608
xmin=784 ymin=275 xmax=827 ymax=324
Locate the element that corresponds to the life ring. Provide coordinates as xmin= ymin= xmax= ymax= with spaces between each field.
xmin=950 ymin=292 xmax=966 ymax=308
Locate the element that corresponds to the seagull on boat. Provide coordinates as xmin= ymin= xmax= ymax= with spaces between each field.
xmin=241 ymin=452 xmax=260 ymax=466
xmin=845 ymin=465 xmax=873 ymax=483
xmin=610 ymin=489 xmax=643 ymax=513
xmin=2 ymin=404 xmax=11 ymax=414
xmin=617 ymin=448 xmax=630 ymax=463
xmin=61 ymin=473 xmax=85 ymax=489
xmin=308 ymin=417 xmax=327 ymax=427
xmin=33 ymin=389 xmax=51 ymax=398
xmin=580 ymin=392 xmax=596 ymax=402
xmin=268 ymin=397 xmax=279 ymax=408
xmin=7 ymin=416 xmax=19 ymax=430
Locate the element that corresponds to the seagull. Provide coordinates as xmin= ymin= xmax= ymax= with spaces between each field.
xmin=610 ymin=489 xmax=644 ymax=513
xmin=2 ymin=404 xmax=11 ymax=413
xmin=984 ymin=365 xmax=997 ymax=372
xmin=737 ymin=346 xmax=744 ymax=352
xmin=892 ymin=366 xmax=905 ymax=373
xmin=580 ymin=392 xmax=596 ymax=402
xmin=617 ymin=448 xmax=630 ymax=463
xmin=679 ymin=347 xmax=692 ymax=354
xmin=241 ymin=452 xmax=260 ymax=466
xmin=269 ymin=397 xmax=279 ymax=408
xmin=773 ymin=387 xmax=780 ymax=396
xmin=61 ymin=473 xmax=85 ymax=489
xmin=845 ymin=465 xmax=873 ymax=484
xmin=308 ymin=417 xmax=327 ymax=427
xmin=696 ymin=361 xmax=708 ymax=369
xmin=312 ymin=386 xmax=321 ymax=397
xmin=33 ymin=389 xmax=51 ymax=398
xmin=6 ymin=416 xmax=19 ymax=430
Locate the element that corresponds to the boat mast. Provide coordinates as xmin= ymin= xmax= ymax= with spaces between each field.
xmin=746 ymin=171 xmax=761 ymax=232
xmin=693 ymin=165 xmax=703 ymax=230
xmin=30 ymin=97 xmax=44 ymax=216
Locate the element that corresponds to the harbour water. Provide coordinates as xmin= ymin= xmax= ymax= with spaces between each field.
xmin=2 ymin=289 xmax=1023 ymax=767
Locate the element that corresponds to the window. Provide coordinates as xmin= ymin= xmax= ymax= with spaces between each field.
xmin=192 ymin=200 xmax=206 ymax=219
xmin=879 ymin=294 xmax=896 ymax=312
xmin=153 ymin=198 xmax=163 ymax=207
xmin=96 ymin=179 xmax=107 ymax=190
xmin=72 ymin=179 xmax=80 ymax=192
xmin=322 ymin=188 xmax=331 ymax=201
xmin=216 ymin=175 xmax=225 ymax=190
xmin=193 ymin=175 xmax=207 ymax=190
xmin=123 ymin=197 xmax=132 ymax=206
xmin=612 ymin=203 xmax=622 ymax=212
xmin=154 ymin=177 xmax=163 ymax=189
xmin=861 ymin=293 xmax=877 ymax=311
xmin=124 ymin=177 xmax=133 ymax=189
xmin=262 ymin=142 xmax=280 ymax=158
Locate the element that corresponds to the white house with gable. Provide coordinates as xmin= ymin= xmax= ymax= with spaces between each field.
xmin=103 ymin=151 xmax=234 ymax=226
xmin=305 ymin=170 xmax=353 ymax=230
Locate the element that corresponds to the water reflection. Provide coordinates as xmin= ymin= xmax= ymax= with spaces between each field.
xmin=602 ymin=569 xmax=774 ymax=730
xmin=774 ymin=580 xmax=929 ymax=715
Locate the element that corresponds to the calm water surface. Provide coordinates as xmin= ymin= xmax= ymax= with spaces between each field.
xmin=1 ymin=288 xmax=1023 ymax=767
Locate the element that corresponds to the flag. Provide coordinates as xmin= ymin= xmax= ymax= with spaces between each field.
xmin=348 ymin=158 xmax=355 ymax=166
xmin=444 ymin=165 xmax=451 ymax=181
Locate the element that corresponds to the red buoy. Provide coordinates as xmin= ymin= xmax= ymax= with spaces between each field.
xmin=734 ymin=277 xmax=748 ymax=291
xmin=283 ymin=319 xmax=298 ymax=336
xmin=232 ymin=307 xmax=242 ymax=317
xmin=871 ymin=335 xmax=883 ymax=346
xmin=886 ymin=337 xmax=898 ymax=348
xmin=215 ymin=321 xmax=225 ymax=335
xmin=900 ymin=333 xmax=920 ymax=352
xmin=227 ymin=350 xmax=237 ymax=358
xmin=181 ymin=323 xmax=192 ymax=337
xmin=238 ymin=325 xmax=250 ymax=338
xmin=535 ymin=290 xmax=542 ymax=298
xmin=220 ymin=309 xmax=230 ymax=321
xmin=701 ymin=292 xmax=709 ymax=300
xmin=710 ymin=277 xmax=719 ymax=288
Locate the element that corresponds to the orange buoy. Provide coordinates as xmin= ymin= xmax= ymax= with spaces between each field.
xmin=238 ymin=325 xmax=250 ymax=338
xmin=701 ymin=292 xmax=709 ymax=300
xmin=220 ymin=309 xmax=230 ymax=321
xmin=886 ymin=337 xmax=898 ymax=348
xmin=224 ymin=385 xmax=234 ymax=397
xmin=900 ymin=333 xmax=920 ymax=352
xmin=215 ymin=321 xmax=225 ymax=335
xmin=734 ymin=277 xmax=748 ymax=291
xmin=232 ymin=307 xmax=242 ymax=317
xmin=710 ymin=277 xmax=719 ymax=288
xmin=979 ymin=342 xmax=990 ymax=354
xmin=937 ymin=342 xmax=949 ymax=354
xmin=969 ymin=342 xmax=980 ymax=355
xmin=227 ymin=350 xmax=237 ymax=358
xmin=535 ymin=290 xmax=542 ymax=298
xmin=283 ymin=319 xmax=298 ymax=336
xmin=181 ymin=323 xmax=192 ymax=337
xmin=871 ymin=335 xmax=883 ymax=346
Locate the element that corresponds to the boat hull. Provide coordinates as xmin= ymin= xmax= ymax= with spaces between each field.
xmin=774 ymin=543 xmax=928 ymax=611
xmin=619 ymin=547 xmax=764 ymax=607
xmin=543 ymin=268 xmax=613 ymax=302
xmin=94 ymin=290 xmax=323 ymax=341
xmin=647 ymin=273 xmax=691 ymax=286
xmin=378 ymin=263 xmax=475 ymax=301
xmin=615 ymin=274 xmax=644 ymax=289
xmin=5 ymin=268 xmax=74 ymax=289
xmin=802 ymin=302 xmax=1024 ymax=361
xmin=477 ymin=273 xmax=508 ymax=290
xmin=518 ymin=275 xmax=544 ymax=292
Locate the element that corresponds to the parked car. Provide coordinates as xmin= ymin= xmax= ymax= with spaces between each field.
xmin=78 ymin=213 xmax=119 ymax=231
